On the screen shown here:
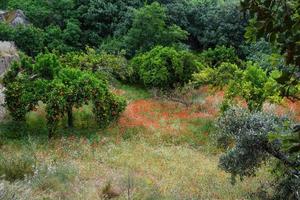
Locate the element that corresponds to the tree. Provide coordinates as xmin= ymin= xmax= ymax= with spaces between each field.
xmin=0 ymin=23 xmax=45 ymax=56
xmin=242 ymin=0 xmax=300 ymax=66
xmin=193 ymin=61 xmax=282 ymax=111
xmin=0 ymin=0 xmax=8 ymax=10
xmin=61 ymin=48 xmax=130 ymax=82
xmin=3 ymin=53 xmax=126 ymax=138
xmin=164 ymin=0 xmax=247 ymax=50
xmin=241 ymin=0 xmax=300 ymax=100
xmin=225 ymin=63 xmax=282 ymax=111
xmin=199 ymin=45 xmax=241 ymax=67
xmin=217 ymin=107 xmax=300 ymax=199
xmin=124 ymin=2 xmax=188 ymax=57
xmin=129 ymin=46 xmax=201 ymax=88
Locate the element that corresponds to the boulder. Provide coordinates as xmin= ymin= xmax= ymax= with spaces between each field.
xmin=0 ymin=9 xmax=28 ymax=26
xmin=0 ymin=41 xmax=18 ymax=121
xmin=0 ymin=41 xmax=18 ymax=76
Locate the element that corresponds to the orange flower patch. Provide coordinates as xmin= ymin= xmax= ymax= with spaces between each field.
xmin=118 ymin=99 xmax=216 ymax=132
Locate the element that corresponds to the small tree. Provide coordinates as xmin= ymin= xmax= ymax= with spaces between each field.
xmin=217 ymin=107 xmax=300 ymax=199
xmin=225 ymin=63 xmax=282 ymax=111
xmin=129 ymin=46 xmax=202 ymax=88
xmin=193 ymin=62 xmax=282 ymax=111
xmin=3 ymin=53 xmax=126 ymax=138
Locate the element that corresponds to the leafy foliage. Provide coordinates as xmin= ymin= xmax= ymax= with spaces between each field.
xmin=0 ymin=23 xmax=44 ymax=56
xmin=129 ymin=46 xmax=201 ymax=88
xmin=193 ymin=62 xmax=239 ymax=88
xmin=242 ymin=0 xmax=300 ymax=67
xmin=165 ymin=0 xmax=247 ymax=50
xmin=217 ymin=107 xmax=299 ymax=199
xmin=225 ymin=63 xmax=282 ymax=111
xmin=123 ymin=2 xmax=188 ymax=57
xmin=3 ymin=53 xmax=126 ymax=137
xmin=60 ymin=48 xmax=129 ymax=82
xmin=199 ymin=45 xmax=241 ymax=67
xmin=242 ymin=0 xmax=300 ymax=100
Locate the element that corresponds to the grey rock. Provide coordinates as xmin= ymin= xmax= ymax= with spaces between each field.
xmin=0 ymin=9 xmax=29 ymax=26
xmin=0 ymin=41 xmax=18 ymax=76
xmin=0 ymin=41 xmax=18 ymax=121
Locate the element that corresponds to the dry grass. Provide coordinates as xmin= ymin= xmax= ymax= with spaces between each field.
xmin=0 ymin=85 xmax=283 ymax=199
xmin=0 ymin=137 xmax=271 ymax=200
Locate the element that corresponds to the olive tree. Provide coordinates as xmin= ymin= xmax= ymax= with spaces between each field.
xmin=217 ymin=107 xmax=300 ymax=199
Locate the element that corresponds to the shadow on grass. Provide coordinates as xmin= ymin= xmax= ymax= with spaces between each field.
xmin=0 ymin=108 xmax=106 ymax=145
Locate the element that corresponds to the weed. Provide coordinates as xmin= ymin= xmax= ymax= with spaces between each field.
xmin=0 ymin=152 xmax=35 ymax=182
xmin=31 ymin=162 xmax=77 ymax=192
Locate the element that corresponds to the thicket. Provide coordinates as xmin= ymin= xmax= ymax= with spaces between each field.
xmin=2 ymin=0 xmax=246 ymax=56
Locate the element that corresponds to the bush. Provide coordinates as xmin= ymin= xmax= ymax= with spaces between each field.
xmin=61 ymin=48 xmax=130 ymax=82
xmin=193 ymin=62 xmax=239 ymax=88
xmin=129 ymin=46 xmax=202 ymax=88
xmin=0 ymin=152 xmax=35 ymax=182
xmin=199 ymin=45 xmax=241 ymax=67
xmin=225 ymin=63 xmax=282 ymax=111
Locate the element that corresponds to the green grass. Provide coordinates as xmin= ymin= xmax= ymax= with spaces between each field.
xmin=0 ymin=84 xmax=273 ymax=199
xmin=117 ymin=84 xmax=152 ymax=101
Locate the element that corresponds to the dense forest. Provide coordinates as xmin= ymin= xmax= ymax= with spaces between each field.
xmin=0 ymin=0 xmax=299 ymax=199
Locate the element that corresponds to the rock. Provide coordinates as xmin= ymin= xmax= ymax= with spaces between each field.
xmin=0 ymin=41 xmax=18 ymax=120
xmin=0 ymin=41 xmax=18 ymax=76
xmin=0 ymin=84 xmax=6 ymax=121
xmin=0 ymin=9 xmax=29 ymax=26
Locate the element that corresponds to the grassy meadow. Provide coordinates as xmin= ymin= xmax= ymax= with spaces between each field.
xmin=0 ymin=84 xmax=276 ymax=200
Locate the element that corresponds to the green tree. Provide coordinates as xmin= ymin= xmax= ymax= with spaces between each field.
xmin=3 ymin=53 xmax=126 ymax=138
xmin=0 ymin=23 xmax=45 ymax=56
xmin=0 ymin=0 xmax=8 ymax=10
xmin=217 ymin=107 xmax=300 ymax=199
xmin=129 ymin=46 xmax=201 ymax=88
xmin=241 ymin=0 xmax=300 ymax=100
xmin=242 ymin=0 xmax=300 ymax=67
xmin=124 ymin=2 xmax=188 ymax=57
xmin=164 ymin=0 xmax=247 ymax=50
xmin=225 ymin=63 xmax=282 ymax=111
xmin=199 ymin=46 xmax=241 ymax=67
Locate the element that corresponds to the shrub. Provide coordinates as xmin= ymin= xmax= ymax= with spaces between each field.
xmin=199 ymin=45 xmax=241 ymax=67
xmin=129 ymin=46 xmax=202 ymax=88
xmin=193 ymin=62 xmax=239 ymax=88
xmin=225 ymin=63 xmax=282 ymax=111
xmin=61 ymin=48 xmax=130 ymax=82
xmin=0 ymin=152 xmax=35 ymax=182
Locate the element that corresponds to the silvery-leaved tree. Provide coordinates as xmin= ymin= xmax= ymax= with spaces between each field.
xmin=217 ymin=107 xmax=299 ymax=199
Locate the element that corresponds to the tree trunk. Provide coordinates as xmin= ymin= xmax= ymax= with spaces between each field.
xmin=67 ymin=105 xmax=74 ymax=128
